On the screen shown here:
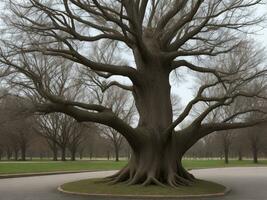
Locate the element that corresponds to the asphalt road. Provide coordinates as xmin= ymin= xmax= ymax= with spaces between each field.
xmin=0 ymin=167 xmax=266 ymax=200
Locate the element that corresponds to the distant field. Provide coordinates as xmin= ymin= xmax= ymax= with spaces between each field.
xmin=0 ymin=159 xmax=267 ymax=175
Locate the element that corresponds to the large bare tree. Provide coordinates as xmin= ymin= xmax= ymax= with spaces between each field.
xmin=0 ymin=0 xmax=267 ymax=186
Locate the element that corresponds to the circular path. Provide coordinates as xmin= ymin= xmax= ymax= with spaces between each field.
xmin=0 ymin=167 xmax=266 ymax=200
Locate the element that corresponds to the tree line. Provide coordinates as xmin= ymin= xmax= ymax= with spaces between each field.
xmin=0 ymin=93 xmax=131 ymax=161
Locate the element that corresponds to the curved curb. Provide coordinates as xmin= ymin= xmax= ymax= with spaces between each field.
xmin=58 ymin=184 xmax=231 ymax=199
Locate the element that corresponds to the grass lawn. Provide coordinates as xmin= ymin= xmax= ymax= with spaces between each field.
xmin=0 ymin=160 xmax=126 ymax=175
xmin=0 ymin=159 xmax=267 ymax=175
xmin=60 ymin=178 xmax=226 ymax=196
xmin=182 ymin=159 xmax=267 ymax=169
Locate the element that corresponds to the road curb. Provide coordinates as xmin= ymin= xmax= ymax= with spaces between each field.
xmin=58 ymin=183 xmax=231 ymax=199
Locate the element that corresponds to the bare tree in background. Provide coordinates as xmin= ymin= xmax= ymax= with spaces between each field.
xmin=37 ymin=113 xmax=85 ymax=161
xmin=67 ymin=122 xmax=88 ymax=161
xmin=217 ymin=131 xmax=233 ymax=164
xmin=98 ymin=87 xmax=135 ymax=162
xmin=0 ymin=95 xmax=34 ymax=161
xmin=246 ymin=122 xmax=267 ymax=163
xmin=0 ymin=0 xmax=267 ymax=186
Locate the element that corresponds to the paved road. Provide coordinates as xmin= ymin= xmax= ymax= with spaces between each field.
xmin=0 ymin=167 xmax=266 ymax=200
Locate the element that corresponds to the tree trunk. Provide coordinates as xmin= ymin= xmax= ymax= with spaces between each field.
xmin=51 ymin=142 xmax=58 ymax=161
xmin=107 ymin=54 xmax=195 ymax=187
xmin=61 ymin=147 xmax=66 ymax=161
xmin=252 ymin=146 xmax=258 ymax=164
xmin=107 ymin=151 xmax=110 ymax=160
xmin=14 ymin=150 xmax=19 ymax=161
xmin=70 ymin=148 xmax=76 ymax=161
xmin=238 ymin=150 xmax=243 ymax=161
xmin=52 ymin=148 xmax=58 ymax=161
xmin=79 ymin=149 xmax=83 ymax=160
xmin=6 ymin=148 xmax=12 ymax=160
xmin=224 ymin=147 xmax=229 ymax=164
xmin=114 ymin=144 xmax=119 ymax=162
xmin=21 ymin=146 xmax=26 ymax=161
xmin=106 ymin=134 xmax=195 ymax=187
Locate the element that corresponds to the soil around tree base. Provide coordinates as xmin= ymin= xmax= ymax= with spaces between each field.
xmin=58 ymin=178 xmax=230 ymax=199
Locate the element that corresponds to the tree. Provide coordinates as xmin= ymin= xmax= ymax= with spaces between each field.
xmin=233 ymin=131 xmax=245 ymax=161
xmin=37 ymin=113 xmax=72 ymax=161
xmin=97 ymin=87 xmax=136 ymax=162
xmin=0 ymin=0 xmax=267 ymax=186
xmin=246 ymin=123 xmax=267 ymax=163
xmin=218 ymin=131 xmax=233 ymax=164
xmin=67 ymin=122 xmax=88 ymax=161
xmin=0 ymin=95 xmax=34 ymax=161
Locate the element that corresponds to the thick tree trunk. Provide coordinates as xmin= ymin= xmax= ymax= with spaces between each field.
xmin=106 ymin=135 xmax=195 ymax=187
xmin=107 ymin=52 xmax=195 ymax=187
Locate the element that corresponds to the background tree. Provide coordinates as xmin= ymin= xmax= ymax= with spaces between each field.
xmin=37 ymin=113 xmax=72 ymax=161
xmin=217 ymin=131 xmax=233 ymax=164
xmin=246 ymin=123 xmax=267 ymax=163
xmin=67 ymin=122 xmax=88 ymax=161
xmin=0 ymin=95 xmax=34 ymax=161
xmin=0 ymin=0 xmax=267 ymax=186
xmin=97 ymin=87 xmax=136 ymax=162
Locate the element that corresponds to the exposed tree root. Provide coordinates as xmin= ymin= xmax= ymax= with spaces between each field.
xmin=104 ymin=165 xmax=196 ymax=188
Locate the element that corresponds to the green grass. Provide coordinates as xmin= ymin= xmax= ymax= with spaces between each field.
xmin=0 ymin=159 xmax=267 ymax=175
xmin=0 ymin=160 xmax=126 ymax=175
xmin=61 ymin=178 xmax=225 ymax=196
xmin=182 ymin=159 xmax=267 ymax=169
